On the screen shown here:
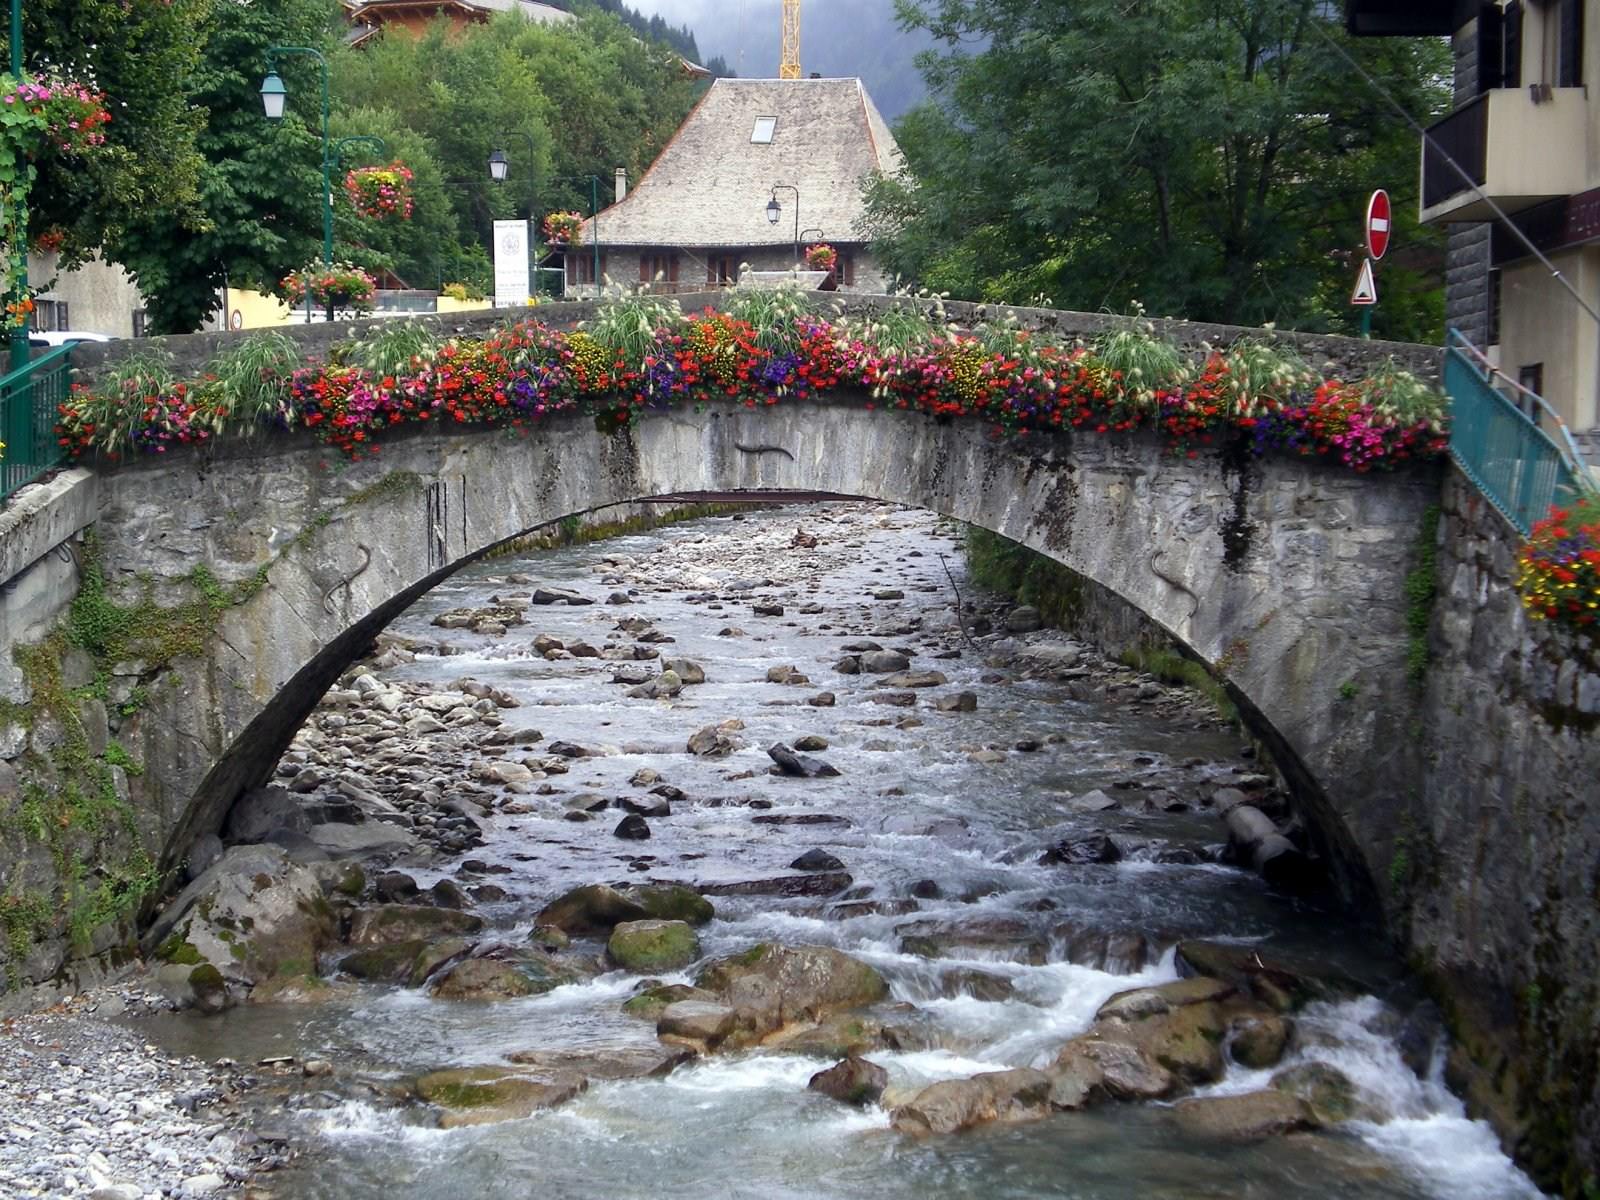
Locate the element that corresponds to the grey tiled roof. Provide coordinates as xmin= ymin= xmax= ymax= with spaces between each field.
xmin=582 ymin=77 xmax=904 ymax=249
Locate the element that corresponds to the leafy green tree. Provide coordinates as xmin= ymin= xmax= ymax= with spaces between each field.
xmin=111 ymin=0 xmax=337 ymax=333
xmin=868 ymin=0 xmax=1450 ymax=340
xmin=7 ymin=0 xmax=209 ymax=261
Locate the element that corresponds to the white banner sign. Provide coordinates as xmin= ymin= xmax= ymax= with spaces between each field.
xmin=493 ymin=219 xmax=530 ymax=308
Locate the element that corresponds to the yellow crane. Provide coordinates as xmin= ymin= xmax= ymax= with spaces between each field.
xmin=780 ymin=0 xmax=801 ymax=78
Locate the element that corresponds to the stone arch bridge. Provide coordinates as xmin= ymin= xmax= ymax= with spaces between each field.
xmin=73 ymin=398 xmax=1437 ymax=908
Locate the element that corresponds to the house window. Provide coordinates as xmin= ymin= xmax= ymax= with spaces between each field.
xmin=30 ymin=299 xmax=67 ymax=332
xmin=1518 ymin=362 xmax=1545 ymax=422
xmin=569 ymin=253 xmax=603 ymax=285
xmin=835 ymin=250 xmax=854 ymax=287
xmin=707 ymin=255 xmax=736 ymax=285
xmin=1487 ymin=268 xmax=1502 ymax=347
xmin=751 ymin=116 xmax=777 ymax=144
xmin=639 ymin=253 xmax=678 ymax=287
xmin=133 ymin=310 xmax=149 ymax=338
xmin=1559 ymin=0 xmax=1583 ymax=87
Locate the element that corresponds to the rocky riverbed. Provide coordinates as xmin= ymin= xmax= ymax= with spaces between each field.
xmin=1 ymin=503 xmax=1545 ymax=1199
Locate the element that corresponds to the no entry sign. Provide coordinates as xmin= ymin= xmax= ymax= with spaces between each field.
xmin=1366 ymin=190 xmax=1391 ymax=260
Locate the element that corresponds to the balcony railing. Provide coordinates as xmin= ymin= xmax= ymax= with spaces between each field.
xmin=1421 ymin=88 xmax=1589 ymax=222
xmin=1423 ymin=95 xmax=1487 ymax=210
xmin=1444 ymin=329 xmax=1591 ymax=534
xmin=0 ymin=345 xmax=72 ymax=503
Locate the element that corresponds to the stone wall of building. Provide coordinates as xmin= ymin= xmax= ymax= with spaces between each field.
xmin=1399 ymin=473 xmax=1600 ymax=1195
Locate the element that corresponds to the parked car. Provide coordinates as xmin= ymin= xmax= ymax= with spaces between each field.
xmin=28 ymin=330 xmax=115 ymax=348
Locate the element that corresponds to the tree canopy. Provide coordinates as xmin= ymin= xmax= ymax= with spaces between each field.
xmin=866 ymin=0 xmax=1451 ymax=341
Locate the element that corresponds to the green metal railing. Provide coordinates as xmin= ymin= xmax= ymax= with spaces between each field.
xmin=1444 ymin=329 xmax=1591 ymax=535
xmin=0 ymin=345 xmax=73 ymax=503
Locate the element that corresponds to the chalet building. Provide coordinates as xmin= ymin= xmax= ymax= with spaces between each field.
xmin=344 ymin=0 xmax=574 ymax=45
xmin=569 ymin=76 xmax=904 ymax=296
xmin=1349 ymin=0 xmax=1598 ymax=441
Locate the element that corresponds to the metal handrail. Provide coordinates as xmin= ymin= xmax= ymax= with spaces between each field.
xmin=1443 ymin=328 xmax=1591 ymax=535
xmin=1 ymin=345 xmax=73 ymax=503
xmin=1446 ymin=329 xmax=1592 ymax=475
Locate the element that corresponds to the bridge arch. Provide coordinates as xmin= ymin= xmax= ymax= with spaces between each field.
xmin=83 ymin=397 xmax=1439 ymax=908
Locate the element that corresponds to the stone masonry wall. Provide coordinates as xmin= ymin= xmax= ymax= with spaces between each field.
xmin=1406 ymin=473 xmax=1600 ymax=1195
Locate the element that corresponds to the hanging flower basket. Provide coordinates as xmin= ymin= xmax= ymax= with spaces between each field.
xmin=804 ymin=243 xmax=837 ymax=273
xmin=280 ymin=262 xmax=378 ymax=313
xmin=344 ymin=162 xmax=415 ymax=221
xmin=2 ymin=71 xmax=113 ymax=157
xmin=30 ymin=227 xmax=65 ymax=254
xmin=543 ymin=211 xmax=584 ymax=246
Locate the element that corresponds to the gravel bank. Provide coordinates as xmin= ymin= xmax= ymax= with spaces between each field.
xmin=0 ymin=985 xmax=279 ymax=1199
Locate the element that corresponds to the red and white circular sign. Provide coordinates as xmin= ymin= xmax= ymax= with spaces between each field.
xmin=1366 ymin=190 xmax=1391 ymax=261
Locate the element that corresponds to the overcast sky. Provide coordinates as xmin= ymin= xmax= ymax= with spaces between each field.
xmin=621 ymin=0 xmax=938 ymax=118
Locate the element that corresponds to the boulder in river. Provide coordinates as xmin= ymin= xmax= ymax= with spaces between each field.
xmin=1048 ymin=1034 xmax=1176 ymax=1104
xmin=505 ymin=1046 xmax=692 ymax=1081
xmin=891 ymin=1068 xmax=1054 ymax=1135
xmin=1174 ymin=940 xmax=1361 ymax=1010
xmin=536 ymin=884 xmax=649 ymax=935
xmin=607 ymin=920 xmax=700 ymax=972
xmin=1004 ymin=605 xmax=1043 ymax=633
xmin=695 ymin=943 xmax=889 ymax=1042
xmin=1229 ymin=1012 xmax=1293 ymax=1068
xmin=1270 ymin=1061 xmax=1377 ymax=1123
xmin=1092 ymin=995 xmax=1228 ymax=1086
xmin=881 ymin=671 xmax=947 ymax=689
xmin=809 ymin=1056 xmax=889 ymax=1106
xmin=348 ymin=905 xmax=485 ymax=946
xmin=614 ymin=814 xmax=652 ymax=840
xmin=859 ymin=651 xmax=912 ymax=673
xmin=687 ymin=720 xmax=745 ymax=757
xmin=413 ymin=1066 xmax=587 ymax=1128
xmin=699 ymin=872 xmax=853 ymax=899
xmin=1169 ymin=1090 xmax=1317 ymax=1140
xmin=146 ymin=845 xmax=336 ymax=1001
xmin=1040 ymin=834 xmax=1123 ymax=866
xmin=626 ymin=884 xmax=715 ymax=925
xmin=768 ymin=743 xmax=841 ymax=777
xmin=621 ymin=983 xmax=717 ymax=1020
xmin=657 ymin=1000 xmax=739 ymax=1050
xmin=934 ymin=692 xmax=978 ymax=713
xmin=790 ymin=849 xmax=845 ymax=872
xmin=429 ymin=952 xmax=584 ymax=1001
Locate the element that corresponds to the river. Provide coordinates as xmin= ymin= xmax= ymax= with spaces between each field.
xmin=134 ymin=502 xmax=1542 ymax=1200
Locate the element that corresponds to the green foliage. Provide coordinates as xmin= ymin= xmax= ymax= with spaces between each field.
xmin=1405 ymin=505 xmax=1441 ymax=685
xmin=871 ymin=0 xmax=1450 ymax=338
xmin=108 ymin=0 xmax=334 ymax=332
xmin=589 ymin=286 xmax=681 ymax=370
xmin=1337 ymin=680 xmax=1359 ymax=702
xmin=1095 ymin=316 xmax=1186 ymax=401
xmin=964 ymin=525 xmax=1084 ymax=628
xmin=838 ymin=290 xmax=946 ymax=354
xmin=723 ymin=284 xmax=816 ymax=355
xmin=349 ymin=323 xmax=441 ymax=381
xmin=13 ymin=0 xmax=209 ymax=269
xmin=203 ymin=331 xmax=302 ymax=431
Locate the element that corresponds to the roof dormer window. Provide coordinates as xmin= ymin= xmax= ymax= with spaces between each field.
xmin=751 ymin=116 xmax=777 ymax=144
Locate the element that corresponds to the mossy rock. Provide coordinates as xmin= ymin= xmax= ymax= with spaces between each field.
xmin=339 ymin=940 xmax=428 ymax=983
xmin=429 ymin=954 xmax=581 ymax=1001
xmin=620 ymin=983 xmax=715 ymax=1019
xmin=627 ymin=885 xmax=714 ymax=926
xmin=413 ymin=1066 xmax=587 ymax=1128
xmin=348 ymin=905 xmax=484 ymax=945
xmin=1271 ymin=1061 xmax=1379 ymax=1124
xmin=158 ymin=937 xmax=204 ymax=966
xmin=607 ymin=920 xmax=700 ymax=972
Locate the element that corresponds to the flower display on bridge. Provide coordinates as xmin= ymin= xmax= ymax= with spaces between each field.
xmin=55 ymin=288 xmax=1450 ymax=478
xmin=2 ymin=70 xmax=112 ymax=155
xmin=344 ymin=162 xmax=414 ymax=221
xmin=1516 ymin=496 xmax=1600 ymax=637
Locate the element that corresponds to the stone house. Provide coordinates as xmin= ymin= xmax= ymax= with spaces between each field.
xmin=568 ymin=76 xmax=904 ymax=296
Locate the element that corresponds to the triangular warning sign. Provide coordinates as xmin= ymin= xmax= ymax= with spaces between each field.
xmin=1351 ymin=258 xmax=1377 ymax=306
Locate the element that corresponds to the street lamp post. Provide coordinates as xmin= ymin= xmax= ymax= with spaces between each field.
xmin=8 ymin=0 xmax=29 ymax=376
xmin=767 ymin=184 xmax=800 ymax=271
xmin=261 ymin=50 xmax=387 ymax=322
xmin=488 ymin=146 xmax=602 ymax=297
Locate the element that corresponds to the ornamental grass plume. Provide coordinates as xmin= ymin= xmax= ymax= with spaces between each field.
xmin=1516 ymin=493 xmax=1600 ymax=634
